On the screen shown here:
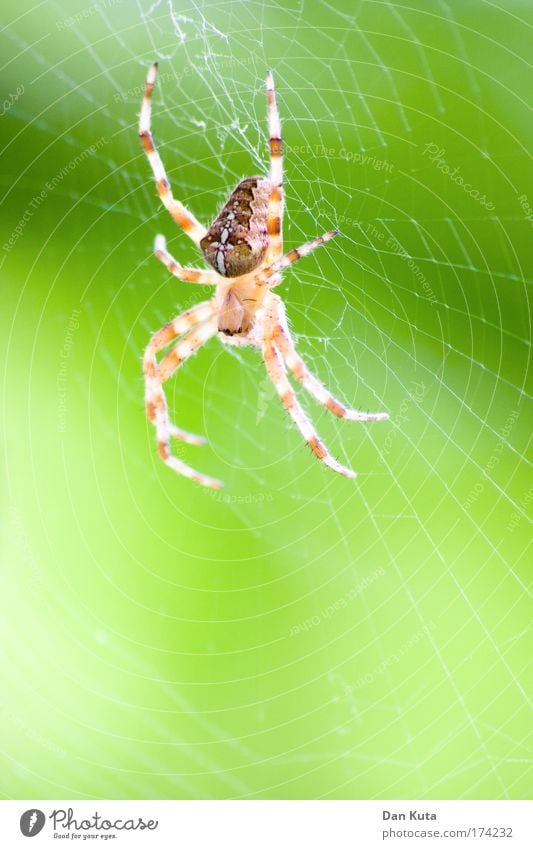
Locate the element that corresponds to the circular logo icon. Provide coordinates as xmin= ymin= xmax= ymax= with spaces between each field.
xmin=20 ymin=809 xmax=46 ymax=837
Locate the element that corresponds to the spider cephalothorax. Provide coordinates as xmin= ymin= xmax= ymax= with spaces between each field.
xmin=139 ymin=62 xmax=388 ymax=487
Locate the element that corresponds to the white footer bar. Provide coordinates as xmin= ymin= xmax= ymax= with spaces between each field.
xmin=1 ymin=800 xmax=531 ymax=847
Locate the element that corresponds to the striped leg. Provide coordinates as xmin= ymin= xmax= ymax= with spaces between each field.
xmin=262 ymin=338 xmax=356 ymax=479
xmin=154 ymin=235 xmax=218 ymax=284
xmin=258 ymin=229 xmax=338 ymax=285
xmin=266 ymin=71 xmax=284 ymax=261
xmin=139 ymin=63 xmax=206 ymax=245
xmin=144 ymin=314 xmax=222 ymax=488
xmin=144 ymin=300 xmax=215 ymax=446
xmin=273 ymin=301 xmax=389 ymax=422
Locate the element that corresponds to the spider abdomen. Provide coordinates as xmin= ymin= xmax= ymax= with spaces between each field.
xmin=200 ymin=176 xmax=273 ymax=278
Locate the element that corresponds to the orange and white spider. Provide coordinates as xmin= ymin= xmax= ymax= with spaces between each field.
xmin=140 ymin=63 xmax=388 ymax=488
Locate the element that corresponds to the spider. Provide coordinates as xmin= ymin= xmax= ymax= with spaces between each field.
xmin=140 ymin=63 xmax=388 ymax=488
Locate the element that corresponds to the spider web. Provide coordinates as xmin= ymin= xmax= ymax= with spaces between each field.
xmin=1 ymin=0 xmax=531 ymax=801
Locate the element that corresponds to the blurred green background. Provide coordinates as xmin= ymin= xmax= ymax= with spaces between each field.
xmin=1 ymin=0 xmax=531 ymax=799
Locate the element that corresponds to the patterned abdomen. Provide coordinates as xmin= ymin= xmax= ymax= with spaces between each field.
xmin=200 ymin=176 xmax=273 ymax=277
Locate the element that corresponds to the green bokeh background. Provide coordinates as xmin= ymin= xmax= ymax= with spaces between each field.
xmin=1 ymin=0 xmax=531 ymax=799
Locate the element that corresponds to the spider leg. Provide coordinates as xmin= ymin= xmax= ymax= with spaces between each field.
xmin=145 ymin=314 xmax=222 ymax=488
xmin=266 ymin=71 xmax=284 ymax=262
xmin=273 ymin=300 xmax=389 ymax=422
xmin=262 ymin=337 xmax=356 ymax=479
xmin=144 ymin=300 xmax=215 ymax=446
xmin=258 ymin=229 xmax=338 ymax=285
xmin=154 ymin=235 xmax=218 ymax=284
xmin=139 ymin=63 xmax=207 ymax=245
